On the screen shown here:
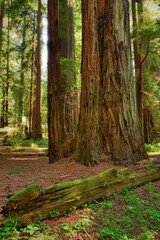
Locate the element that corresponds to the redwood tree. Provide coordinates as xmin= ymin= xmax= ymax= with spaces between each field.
xmin=29 ymin=11 xmax=36 ymax=138
xmin=18 ymin=16 xmax=26 ymax=126
xmin=48 ymin=0 xmax=64 ymax=163
xmin=75 ymin=0 xmax=147 ymax=165
xmin=32 ymin=0 xmax=42 ymax=140
xmin=98 ymin=0 xmax=147 ymax=164
xmin=59 ymin=0 xmax=78 ymax=139
xmin=75 ymin=0 xmax=101 ymax=165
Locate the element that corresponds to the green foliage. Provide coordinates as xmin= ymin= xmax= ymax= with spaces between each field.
xmin=145 ymin=142 xmax=160 ymax=152
xmin=0 ymin=135 xmax=48 ymax=148
xmin=0 ymin=218 xmax=19 ymax=240
xmin=50 ymin=210 xmax=60 ymax=218
xmin=93 ymin=184 xmax=160 ymax=239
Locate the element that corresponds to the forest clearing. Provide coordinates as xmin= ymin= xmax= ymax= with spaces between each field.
xmin=1 ymin=0 xmax=160 ymax=239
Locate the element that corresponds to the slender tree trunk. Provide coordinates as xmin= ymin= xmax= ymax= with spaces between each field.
xmin=29 ymin=18 xmax=34 ymax=136
xmin=0 ymin=0 xmax=5 ymax=64
xmin=32 ymin=0 xmax=42 ymax=140
xmin=0 ymin=0 xmax=5 ymax=128
xmin=6 ymin=6 xmax=10 ymax=126
xmin=68 ymin=0 xmax=78 ymax=139
xmin=59 ymin=0 xmax=77 ymax=140
xmin=132 ymin=0 xmax=143 ymax=129
xmin=143 ymin=105 xmax=152 ymax=144
xmin=98 ymin=0 xmax=147 ymax=164
xmin=29 ymin=12 xmax=36 ymax=138
xmin=48 ymin=0 xmax=64 ymax=163
xmin=75 ymin=0 xmax=101 ymax=166
xmin=18 ymin=17 xmax=26 ymax=127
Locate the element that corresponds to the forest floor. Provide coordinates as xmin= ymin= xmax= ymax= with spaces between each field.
xmin=0 ymin=146 xmax=160 ymax=239
xmin=0 ymin=146 xmax=123 ymax=211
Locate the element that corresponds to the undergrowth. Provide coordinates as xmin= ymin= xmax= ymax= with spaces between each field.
xmin=0 ymin=138 xmax=48 ymax=149
xmin=145 ymin=142 xmax=160 ymax=153
xmin=0 ymin=182 xmax=160 ymax=239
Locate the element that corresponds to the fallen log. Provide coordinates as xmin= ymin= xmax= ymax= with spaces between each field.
xmin=1 ymin=165 xmax=160 ymax=227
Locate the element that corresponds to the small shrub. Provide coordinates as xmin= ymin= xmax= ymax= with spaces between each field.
xmin=145 ymin=144 xmax=153 ymax=151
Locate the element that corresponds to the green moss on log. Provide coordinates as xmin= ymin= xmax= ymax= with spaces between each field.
xmin=46 ymin=167 xmax=118 ymax=194
xmin=6 ymin=184 xmax=43 ymax=211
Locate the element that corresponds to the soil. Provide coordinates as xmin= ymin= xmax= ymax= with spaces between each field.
xmin=0 ymin=147 xmax=160 ymax=239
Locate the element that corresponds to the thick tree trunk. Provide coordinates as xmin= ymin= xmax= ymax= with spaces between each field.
xmin=75 ymin=0 xmax=101 ymax=166
xmin=0 ymin=0 xmax=5 ymax=128
xmin=48 ymin=0 xmax=64 ymax=163
xmin=2 ymin=165 xmax=160 ymax=227
xmin=98 ymin=0 xmax=147 ymax=164
xmin=32 ymin=0 xmax=42 ymax=140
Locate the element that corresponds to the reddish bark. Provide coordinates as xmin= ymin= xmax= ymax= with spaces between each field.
xmin=48 ymin=0 xmax=64 ymax=163
xmin=32 ymin=0 xmax=42 ymax=140
xmin=75 ymin=0 xmax=101 ymax=165
xmin=98 ymin=0 xmax=147 ymax=164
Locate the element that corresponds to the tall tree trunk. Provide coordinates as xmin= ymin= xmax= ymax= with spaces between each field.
xmin=6 ymin=5 xmax=10 ymax=126
xmin=132 ymin=0 xmax=143 ymax=130
xmin=0 ymin=0 xmax=5 ymax=128
xmin=18 ymin=17 xmax=26 ymax=127
xmin=29 ymin=12 xmax=36 ymax=138
xmin=75 ymin=0 xmax=101 ymax=166
xmin=98 ymin=0 xmax=147 ymax=164
xmin=48 ymin=0 xmax=64 ymax=163
xmin=59 ymin=0 xmax=78 ymax=139
xmin=68 ymin=0 xmax=78 ymax=139
xmin=32 ymin=0 xmax=42 ymax=140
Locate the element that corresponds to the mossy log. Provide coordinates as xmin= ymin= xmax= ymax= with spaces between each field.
xmin=1 ymin=165 xmax=160 ymax=227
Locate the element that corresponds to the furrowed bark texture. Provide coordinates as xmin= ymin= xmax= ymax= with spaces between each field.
xmin=98 ymin=0 xmax=147 ymax=164
xmin=48 ymin=0 xmax=64 ymax=163
xmin=2 ymin=165 xmax=160 ymax=227
xmin=75 ymin=0 xmax=101 ymax=166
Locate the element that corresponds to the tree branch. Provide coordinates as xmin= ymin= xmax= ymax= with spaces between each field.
xmin=140 ymin=39 xmax=150 ymax=66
